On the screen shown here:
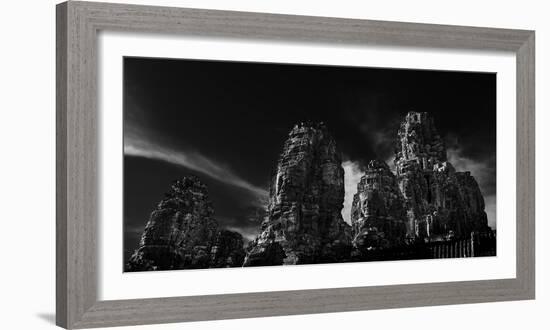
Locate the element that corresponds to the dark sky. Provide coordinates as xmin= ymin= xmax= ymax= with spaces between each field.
xmin=123 ymin=56 xmax=496 ymax=263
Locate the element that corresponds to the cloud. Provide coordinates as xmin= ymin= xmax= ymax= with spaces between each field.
xmin=447 ymin=147 xmax=496 ymax=196
xmin=341 ymin=160 xmax=364 ymax=224
xmin=385 ymin=155 xmax=397 ymax=174
xmin=484 ymin=195 xmax=496 ymax=230
xmin=124 ymin=135 xmax=269 ymax=201
xmin=359 ymin=123 xmax=396 ymax=161
xmin=217 ymin=210 xmax=266 ymax=242
xmin=224 ymin=226 xmax=258 ymax=244
xmin=125 ymin=224 xmax=146 ymax=235
xmin=447 ymin=147 xmax=496 ymax=229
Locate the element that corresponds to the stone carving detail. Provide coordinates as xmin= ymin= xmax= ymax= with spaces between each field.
xmin=128 ymin=112 xmax=494 ymax=270
xmin=350 ymin=160 xmax=408 ymax=252
xmin=244 ymin=122 xmax=352 ymax=265
xmin=393 ymin=112 xmax=490 ymax=241
xmin=126 ymin=177 xmax=245 ymax=271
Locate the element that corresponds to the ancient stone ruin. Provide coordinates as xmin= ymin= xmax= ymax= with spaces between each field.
xmin=127 ymin=112 xmax=495 ymax=271
xmin=393 ymin=112 xmax=491 ymax=241
xmin=126 ymin=177 xmax=245 ymax=271
xmin=347 ymin=112 xmax=493 ymax=256
xmin=243 ymin=113 xmax=493 ymax=264
xmin=350 ymin=160 xmax=408 ymax=255
xmin=243 ymin=122 xmax=352 ymax=266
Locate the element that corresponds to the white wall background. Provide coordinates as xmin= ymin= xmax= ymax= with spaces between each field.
xmin=0 ymin=0 xmax=547 ymax=329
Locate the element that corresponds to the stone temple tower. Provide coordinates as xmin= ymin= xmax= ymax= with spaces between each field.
xmin=393 ymin=112 xmax=490 ymax=241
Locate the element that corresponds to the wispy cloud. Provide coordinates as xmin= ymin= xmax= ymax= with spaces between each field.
xmin=342 ymin=160 xmax=363 ymax=225
xmin=125 ymin=135 xmax=268 ymax=200
xmin=225 ymin=226 xmax=258 ymax=244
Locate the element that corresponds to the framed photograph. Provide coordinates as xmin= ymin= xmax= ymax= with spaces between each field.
xmin=56 ymin=1 xmax=535 ymax=328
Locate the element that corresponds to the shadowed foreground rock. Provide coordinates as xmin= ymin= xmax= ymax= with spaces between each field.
xmin=243 ymin=122 xmax=352 ymax=266
xmin=126 ymin=177 xmax=245 ymax=272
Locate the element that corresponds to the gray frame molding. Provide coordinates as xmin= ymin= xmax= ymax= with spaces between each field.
xmin=56 ymin=1 xmax=535 ymax=328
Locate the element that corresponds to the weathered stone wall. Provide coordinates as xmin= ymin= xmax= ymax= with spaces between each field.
xmin=393 ymin=112 xmax=491 ymax=241
xmin=350 ymin=160 xmax=408 ymax=253
xmin=395 ymin=111 xmax=447 ymax=172
xmin=210 ymin=229 xmax=246 ymax=268
xmin=126 ymin=177 xmax=245 ymax=271
xmin=244 ymin=123 xmax=352 ymax=266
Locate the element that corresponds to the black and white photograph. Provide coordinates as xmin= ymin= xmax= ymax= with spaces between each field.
xmin=3 ymin=0 xmax=546 ymax=329
xmin=123 ymin=57 xmax=497 ymax=272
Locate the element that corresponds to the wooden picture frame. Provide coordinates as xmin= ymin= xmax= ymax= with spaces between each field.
xmin=56 ymin=1 xmax=535 ymax=328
